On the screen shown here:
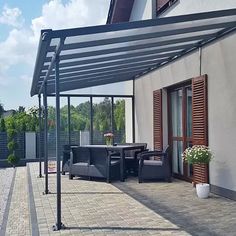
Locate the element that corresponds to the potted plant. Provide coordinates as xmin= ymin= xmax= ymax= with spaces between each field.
xmin=183 ymin=145 xmax=213 ymax=198
xmin=104 ymin=132 xmax=114 ymax=146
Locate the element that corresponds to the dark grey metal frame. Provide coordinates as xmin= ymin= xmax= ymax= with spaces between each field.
xmin=31 ymin=9 xmax=236 ymax=230
xmin=46 ymin=93 xmax=134 ymax=145
xmin=38 ymin=94 xmax=42 ymax=178
xmin=31 ymin=8 xmax=236 ymax=97
xmin=37 ymin=92 xmax=134 ymax=230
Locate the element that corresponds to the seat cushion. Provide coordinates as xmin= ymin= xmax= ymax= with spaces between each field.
xmin=111 ymin=160 xmax=120 ymax=166
xmin=143 ymin=160 xmax=163 ymax=166
xmin=71 ymin=162 xmax=89 ymax=176
xmin=73 ymin=162 xmax=89 ymax=167
xmin=125 ymin=156 xmax=135 ymax=160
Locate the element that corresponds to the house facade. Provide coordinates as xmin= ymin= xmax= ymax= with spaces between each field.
xmin=107 ymin=0 xmax=236 ymax=200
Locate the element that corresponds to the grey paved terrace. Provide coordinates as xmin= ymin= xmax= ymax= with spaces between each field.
xmin=0 ymin=163 xmax=236 ymax=235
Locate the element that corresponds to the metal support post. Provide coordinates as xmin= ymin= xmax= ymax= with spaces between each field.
xmin=111 ymin=97 xmax=114 ymax=145
xmin=132 ymin=79 xmax=135 ymax=143
xmin=52 ymin=55 xmax=65 ymax=231
xmin=67 ymin=96 xmax=71 ymax=145
xmin=43 ymin=83 xmax=49 ymax=194
xmin=38 ymin=94 xmax=43 ymax=178
xmin=90 ymin=96 xmax=93 ymax=145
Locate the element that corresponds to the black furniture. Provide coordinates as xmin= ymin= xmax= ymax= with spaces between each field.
xmin=75 ymin=144 xmax=146 ymax=181
xmin=138 ymin=146 xmax=171 ymax=183
xmin=62 ymin=144 xmax=78 ymax=175
xmin=69 ymin=146 xmax=90 ymax=180
xmin=69 ymin=146 xmax=120 ymax=183
xmin=114 ymin=143 xmax=148 ymax=176
xmin=89 ymin=147 xmax=120 ymax=183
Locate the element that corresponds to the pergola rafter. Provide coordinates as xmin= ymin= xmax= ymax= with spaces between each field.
xmin=31 ymin=8 xmax=236 ymax=231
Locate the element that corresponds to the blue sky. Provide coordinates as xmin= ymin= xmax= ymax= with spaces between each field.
xmin=0 ymin=0 xmax=111 ymax=110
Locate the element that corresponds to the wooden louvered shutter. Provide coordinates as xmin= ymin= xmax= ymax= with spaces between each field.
xmin=192 ymin=75 xmax=209 ymax=184
xmin=153 ymin=89 xmax=163 ymax=150
xmin=192 ymin=75 xmax=208 ymax=145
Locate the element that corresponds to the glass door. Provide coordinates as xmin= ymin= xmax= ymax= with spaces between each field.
xmin=169 ymin=85 xmax=192 ymax=180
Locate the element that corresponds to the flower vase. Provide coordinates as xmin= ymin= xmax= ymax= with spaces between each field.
xmin=196 ymin=183 xmax=210 ymax=198
xmin=106 ymin=138 xmax=113 ymax=146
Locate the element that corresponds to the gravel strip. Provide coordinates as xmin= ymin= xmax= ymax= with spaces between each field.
xmin=0 ymin=168 xmax=14 ymax=230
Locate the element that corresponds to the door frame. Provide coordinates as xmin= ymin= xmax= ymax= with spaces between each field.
xmin=167 ymin=81 xmax=193 ymax=182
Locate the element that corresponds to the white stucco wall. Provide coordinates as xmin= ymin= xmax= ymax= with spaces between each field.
xmin=135 ymin=50 xmax=199 ymax=148
xmin=161 ymin=0 xmax=236 ymax=17
xmin=134 ymin=33 xmax=236 ymax=191
xmin=130 ymin=0 xmax=236 ymax=192
xmin=202 ymin=35 xmax=236 ymax=192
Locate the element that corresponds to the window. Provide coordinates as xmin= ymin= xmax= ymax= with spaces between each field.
xmin=156 ymin=0 xmax=178 ymax=16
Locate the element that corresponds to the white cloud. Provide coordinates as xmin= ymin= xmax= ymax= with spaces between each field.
xmin=0 ymin=0 xmax=110 ymax=108
xmin=31 ymin=0 xmax=109 ymax=39
xmin=0 ymin=5 xmax=24 ymax=27
xmin=1 ymin=0 xmax=109 ymax=69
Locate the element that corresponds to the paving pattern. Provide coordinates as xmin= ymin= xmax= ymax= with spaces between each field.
xmin=29 ymin=163 xmax=189 ymax=235
xmin=114 ymin=178 xmax=236 ymax=236
xmin=0 ymin=168 xmax=14 ymax=231
xmin=5 ymin=167 xmax=31 ymax=236
xmin=1 ymin=163 xmax=236 ymax=235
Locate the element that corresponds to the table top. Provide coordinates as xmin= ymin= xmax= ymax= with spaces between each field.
xmin=82 ymin=144 xmax=145 ymax=151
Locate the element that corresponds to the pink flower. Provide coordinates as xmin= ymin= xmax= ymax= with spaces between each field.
xmin=104 ymin=132 xmax=114 ymax=137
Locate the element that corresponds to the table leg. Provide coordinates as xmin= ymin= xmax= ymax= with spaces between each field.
xmin=120 ymin=150 xmax=125 ymax=182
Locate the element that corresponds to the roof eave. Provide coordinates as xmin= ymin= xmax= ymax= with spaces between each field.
xmin=30 ymin=29 xmax=52 ymax=97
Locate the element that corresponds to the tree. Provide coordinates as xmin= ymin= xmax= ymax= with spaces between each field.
xmin=17 ymin=106 xmax=25 ymax=113
xmin=93 ymin=98 xmax=111 ymax=132
xmin=0 ymin=102 xmax=4 ymax=118
xmin=47 ymin=106 xmax=56 ymax=130
xmin=0 ymin=118 xmax=6 ymax=132
xmin=6 ymin=116 xmax=19 ymax=167
xmin=114 ymin=99 xmax=125 ymax=131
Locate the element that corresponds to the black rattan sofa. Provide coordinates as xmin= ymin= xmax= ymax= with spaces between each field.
xmin=69 ymin=146 xmax=120 ymax=183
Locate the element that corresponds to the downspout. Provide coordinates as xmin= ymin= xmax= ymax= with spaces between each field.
xmin=199 ymin=47 xmax=202 ymax=76
xmin=152 ymin=0 xmax=157 ymax=19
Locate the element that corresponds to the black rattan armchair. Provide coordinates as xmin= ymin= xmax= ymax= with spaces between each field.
xmin=69 ymin=146 xmax=90 ymax=179
xmin=62 ymin=144 xmax=78 ymax=175
xmin=138 ymin=146 xmax=171 ymax=183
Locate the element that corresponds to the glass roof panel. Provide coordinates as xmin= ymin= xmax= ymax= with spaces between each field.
xmin=31 ymin=9 xmax=236 ymax=96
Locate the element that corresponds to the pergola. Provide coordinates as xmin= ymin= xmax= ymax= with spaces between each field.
xmin=30 ymin=8 xmax=236 ymax=230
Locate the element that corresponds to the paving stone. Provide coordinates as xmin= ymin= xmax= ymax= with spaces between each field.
xmin=2 ymin=162 xmax=236 ymax=235
xmin=0 ymin=167 xmax=14 ymax=230
xmin=114 ymin=177 xmax=236 ymax=236
xmin=5 ymin=167 xmax=31 ymax=235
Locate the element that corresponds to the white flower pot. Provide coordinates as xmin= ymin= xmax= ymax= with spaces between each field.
xmin=196 ymin=183 xmax=210 ymax=199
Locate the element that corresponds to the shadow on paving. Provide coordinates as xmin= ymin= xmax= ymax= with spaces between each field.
xmin=50 ymin=191 xmax=124 ymax=195
xmin=66 ymin=226 xmax=182 ymax=231
xmin=113 ymin=180 xmax=218 ymax=236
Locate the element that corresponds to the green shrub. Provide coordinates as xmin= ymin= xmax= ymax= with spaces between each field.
xmin=7 ymin=154 xmax=19 ymax=167
xmin=7 ymin=128 xmax=16 ymax=140
xmin=7 ymin=141 xmax=18 ymax=152
xmin=0 ymin=118 xmax=6 ymax=132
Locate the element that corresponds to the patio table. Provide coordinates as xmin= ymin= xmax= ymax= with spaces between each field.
xmin=82 ymin=144 xmax=146 ymax=181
